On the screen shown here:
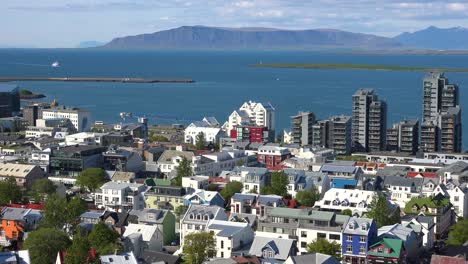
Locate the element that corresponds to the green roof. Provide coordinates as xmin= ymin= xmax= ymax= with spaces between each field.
xmin=145 ymin=178 xmax=171 ymax=187
xmin=404 ymin=196 xmax=451 ymax=215
xmin=368 ymin=238 xmax=403 ymax=258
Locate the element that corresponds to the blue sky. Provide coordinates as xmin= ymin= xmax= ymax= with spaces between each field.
xmin=3 ymin=0 xmax=468 ymax=48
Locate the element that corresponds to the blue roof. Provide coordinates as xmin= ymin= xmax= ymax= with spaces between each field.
xmin=257 ymin=195 xmax=283 ymax=206
xmin=0 ymin=84 xmax=18 ymax=93
xmin=232 ymin=193 xmax=257 ymax=201
xmin=331 ymin=179 xmax=357 ymax=188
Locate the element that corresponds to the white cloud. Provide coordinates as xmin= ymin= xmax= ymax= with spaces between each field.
xmin=234 ymin=1 xmax=255 ymax=8
xmin=446 ymin=3 xmax=466 ymax=11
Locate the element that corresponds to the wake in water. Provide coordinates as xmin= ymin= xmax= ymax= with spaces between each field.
xmin=5 ymin=62 xmax=54 ymax=67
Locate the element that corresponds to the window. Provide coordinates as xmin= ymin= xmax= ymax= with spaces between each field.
xmin=359 ymin=246 xmax=366 ymax=254
xmin=360 ymin=236 xmax=366 ymax=243
xmin=318 ymin=233 xmax=326 ymax=238
xmin=301 ymin=242 xmax=307 ymax=248
xmin=12 ymin=231 xmax=17 ymax=239
xmin=221 ymin=240 xmax=224 ymax=249
xmin=301 ymin=231 xmax=307 ymax=238
xmin=454 ymin=196 xmax=459 ymax=202
xmin=378 ymin=247 xmax=383 ymax=253
xmin=221 ymin=252 xmax=224 ymax=258
xmin=347 ymin=235 xmax=353 ymax=242
xmin=346 ymin=245 xmax=353 ymax=253
xmin=329 ymin=234 xmax=340 ymax=240
xmin=187 ymin=224 xmax=193 ymax=229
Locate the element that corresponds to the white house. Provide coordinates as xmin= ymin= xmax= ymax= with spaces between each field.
xmin=41 ymin=107 xmax=91 ymax=132
xmin=123 ymin=223 xmax=163 ymax=256
xmin=207 ymin=220 xmax=254 ymax=259
xmin=432 ymin=182 xmax=468 ymax=219
xmin=180 ymin=205 xmax=228 ymax=243
xmin=184 ymin=117 xmax=223 ymax=145
xmin=95 ymin=182 xmax=148 ymax=212
xmin=383 ymin=176 xmax=423 ymax=208
xmin=223 ymin=101 xmax=275 ymax=136
xmin=314 ymin=189 xmax=378 ymax=216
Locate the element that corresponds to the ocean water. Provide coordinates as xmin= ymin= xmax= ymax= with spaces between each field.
xmin=1 ymin=49 xmax=467 ymax=148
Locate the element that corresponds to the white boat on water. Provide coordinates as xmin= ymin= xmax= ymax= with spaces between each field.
xmin=51 ymin=61 xmax=60 ymax=67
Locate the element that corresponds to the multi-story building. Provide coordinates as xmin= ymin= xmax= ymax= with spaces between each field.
xmin=386 ymin=120 xmax=419 ymax=154
xmin=257 ymin=145 xmax=292 ymax=170
xmin=179 ymin=204 xmax=228 ymax=243
xmin=230 ymin=193 xmax=285 ymax=217
xmin=291 ymin=112 xmax=315 ymax=146
xmin=95 ymin=182 xmax=148 ymax=212
xmin=102 ymin=146 xmax=144 ymax=173
xmin=312 ymin=120 xmax=329 ymax=147
xmin=227 ymin=166 xmax=270 ymax=194
xmin=184 ymin=189 xmax=225 ymax=207
xmin=49 ymin=145 xmax=106 ymax=177
xmin=341 ymin=217 xmax=378 ymax=264
xmin=383 ymin=176 xmax=423 ymax=208
xmin=352 ymin=89 xmax=384 ymax=152
xmin=41 ymin=106 xmax=91 ymax=132
xmin=184 ymin=117 xmax=222 ymax=145
xmin=378 ymin=224 xmax=420 ymax=262
xmin=420 ymin=120 xmax=438 ymax=153
xmin=128 ymin=208 xmax=176 ymax=246
xmin=0 ymin=163 xmax=46 ymax=188
xmin=422 ymin=72 xmax=458 ymax=123
xmin=439 ymin=106 xmax=462 ymax=153
xmin=231 ymin=125 xmax=273 ymax=144
xmin=283 ymin=168 xmax=330 ymax=198
xmin=327 ymin=115 xmax=352 ymax=155
xmin=255 ymin=207 xmax=349 ymax=255
xmin=22 ymin=105 xmax=39 ymax=126
xmin=368 ymin=100 xmax=387 ymax=152
xmin=314 ymin=189 xmax=378 ymax=216
xmin=0 ymin=207 xmax=42 ymax=247
xmin=433 ymin=182 xmax=468 ymax=219
xmin=207 ymin=220 xmax=254 ymax=259
xmin=0 ymin=85 xmax=20 ymax=118
xmin=223 ymin=101 xmax=275 ymax=136
xmin=144 ymin=184 xmax=186 ymax=210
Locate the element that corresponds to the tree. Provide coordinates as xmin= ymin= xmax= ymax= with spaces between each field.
xmin=23 ymin=228 xmax=71 ymax=264
xmin=76 ymin=168 xmax=107 ymax=192
xmin=30 ymin=178 xmax=57 ymax=202
xmin=306 ymin=238 xmax=341 ymax=260
xmin=174 ymin=205 xmax=189 ymax=220
xmin=172 ymin=157 xmax=192 ymax=186
xmin=447 ymin=219 xmax=468 ymax=246
xmin=0 ymin=177 xmax=22 ymax=205
xmin=220 ymin=181 xmax=243 ymax=205
xmin=296 ymin=187 xmax=320 ymax=207
xmin=182 ymin=232 xmax=216 ymax=264
xmin=64 ymin=228 xmax=94 ymax=264
xmin=88 ymin=222 xmax=122 ymax=256
xmin=263 ymin=171 xmax=288 ymax=197
xmin=366 ymin=193 xmax=400 ymax=227
xmin=341 ymin=209 xmax=353 ymax=216
xmin=207 ymin=183 xmax=218 ymax=191
xmin=195 ymin=132 xmax=206 ymax=150
xmin=41 ymin=194 xmax=87 ymax=231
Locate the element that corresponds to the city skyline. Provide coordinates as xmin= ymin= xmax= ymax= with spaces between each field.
xmin=3 ymin=0 xmax=468 ymax=48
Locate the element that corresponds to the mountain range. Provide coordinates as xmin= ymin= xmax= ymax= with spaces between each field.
xmin=100 ymin=25 xmax=468 ymax=50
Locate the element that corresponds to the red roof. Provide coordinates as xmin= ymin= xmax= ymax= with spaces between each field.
xmin=407 ymin=172 xmax=437 ymax=178
xmin=209 ymin=177 xmax=229 ymax=183
xmin=355 ymin=162 xmax=366 ymax=167
xmin=5 ymin=203 xmax=45 ymax=210
xmin=431 ymin=255 xmax=468 ymax=264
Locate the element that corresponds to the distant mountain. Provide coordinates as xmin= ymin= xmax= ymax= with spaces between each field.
xmin=102 ymin=26 xmax=402 ymax=50
xmin=78 ymin=41 xmax=106 ymax=48
xmin=394 ymin=26 xmax=468 ymax=50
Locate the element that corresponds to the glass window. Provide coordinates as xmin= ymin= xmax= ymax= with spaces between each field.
xmin=346 ymin=235 xmax=353 ymax=242
xmin=360 ymin=236 xmax=366 ymax=243
xmin=346 ymin=245 xmax=353 ymax=253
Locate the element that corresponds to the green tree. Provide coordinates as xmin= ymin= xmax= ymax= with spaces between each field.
xmin=341 ymin=209 xmax=353 ymax=216
xmin=76 ymin=168 xmax=106 ymax=192
xmin=172 ymin=157 xmax=192 ymax=186
xmin=148 ymin=133 xmax=169 ymax=142
xmin=220 ymin=181 xmax=243 ymax=204
xmin=174 ymin=205 xmax=189 ymax=220
xmin=306 ymin=238 xmax=341 ymax=259
xmin=64 ymin=228 xmax=93 ymax=264
xmin=447 ymin=219 xmax=468 ymax=246
xmin=41 ymin=194 xmax=87 ymax=231
xmin=195 ymin=132 xmax=206 ymax=150
xmin=0 ymin=177 xmax=22 ymax=205
xmin=265 ymin=171 xmax=288 ymax=197
xmin=182 ymin=232 xmax=216 ymax=264
xmin=296 ymin=187 xmax=320 ymax=207
xmin=23 ymin=228 xmax=71 ymax=264
xmin=207 ymin=183 xmax=218 ymax=191
xmin=30 ymin=178 xmax=57 ymax=202
xmin=366 ymin=193 xmax=400 ymax=227
xmin=88 ymin=222 xmax=122 ymax=256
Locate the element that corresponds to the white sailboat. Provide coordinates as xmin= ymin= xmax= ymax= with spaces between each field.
xmin=51 ymin=61 xmax=60 ymax=67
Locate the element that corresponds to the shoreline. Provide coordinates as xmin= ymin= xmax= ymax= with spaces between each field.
xmin=253 ymin=63 xmax=468 ymax=72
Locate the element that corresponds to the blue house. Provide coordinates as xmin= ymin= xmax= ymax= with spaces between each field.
xmin=341 ymin=217 xmax=378 ymax=264
xmin=183 ymin=189 xmax=225 ymax=207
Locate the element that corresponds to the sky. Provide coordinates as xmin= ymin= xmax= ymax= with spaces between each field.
xmin=3 ymin=0 xmax=468 ymax=48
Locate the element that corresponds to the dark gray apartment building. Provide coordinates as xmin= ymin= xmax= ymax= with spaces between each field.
xmin=291 ymin=111 xmax=315 ymax=146
xmin=386 ymin=120 xmax=419 ymax=154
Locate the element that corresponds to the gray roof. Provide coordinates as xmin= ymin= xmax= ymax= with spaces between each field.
xmin=232 ymin=166 xmax=268 ymax=176
xmin=140 ymin=251 xmax=180 ymax=264
xmin=208 ymin=220 xmax=248 ymax=237
xmin=228 ymin=213 xmax=257 ymax=227
xmin=377 ymin=166 xmax=410 ymax=177
xmin=231 ymin=193 xmax=257 ymax=202
xmin=437 ymin=161 xmax=468 ymax=176
xmin=100 ymin=252 xmax=137 ymax=264
xmin=157 ymin=150 xmax=194 ymax=164
xmin=249 ymin=236 xmax=294 ymax=260
xmin=128 ymin=209 xmax=167 ymax=224
xmin=257 ymin=195 xmax=284 ymax=206
xmin=0 ymin=207 xmax=39 ymax=221
xmin=343 ymin=217 xmax=374 ymax=235
xmin=182 ymin=204 xmax=226 ymax=223
xmin=80 ymin=211 xmax=104 ymax=219
xmin=383 ymin=176 xmax=423 ymax=189
xmin=320 ymin=164 xmax=356 ymax=174
xmin=289 ymin=253 xmax=340 ymax=264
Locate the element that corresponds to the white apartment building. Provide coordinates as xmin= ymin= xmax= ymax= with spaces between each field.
xmin=41 ymin=107 xmax=91 ymax=132
xmin=207 ymin=220 xmax=254 ymax=259
xmin=95 ymin=182 xmax=148 ymax=212
xmin=65 ymin=132 xmax=107 ymax=145
xmin=223 ymin=101 xmax=275 ymax=136
xmin=314 ymin=189 xmax=378 ymax=216
xmin=180 ymin=205 xmax=228 ymax=243
xmin=184 ymin=117 xmax=222 ymax=145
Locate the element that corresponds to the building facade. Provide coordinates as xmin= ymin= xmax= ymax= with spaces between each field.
xmin=291 ymin=112 xmax=315 ymax=147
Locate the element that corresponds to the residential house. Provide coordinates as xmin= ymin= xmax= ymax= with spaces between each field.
xmin=433 ymin=181 xmax=468 ymax=219
xmin=128 ymin=209 xmax=176 ymax=246
xmin=367 ymin=238 xmax=406 ymax=264
xmin=144 ymin=184 xmax=186 ymax=210
xmin=341 ymin=217 xmax=378 ymax=264
xmin=248 ymin=236 xmax=296 ymax=264
xmin=100 ymin=252 xmax=138 ymax=264
xmin=184 ymin=117 xmax=223 ymax=145
xmin=0 ymin=207 xmax=42 ymax=247
xmin=101 ymin=211 xmax=130 ymax=235
xmin=184 ymin=189 xmax=225 ymax=207
xmin=180 ymin=205 xmax=228 ymax=243
xmin=285 ymin=253 xmax=340 ymax=264
xmin=95 ymin=182 xmax=148 ymax=212
xmin=230 ymin=193 xmax=285 ymax=217
xmin=207 ymin=220 xmax=255 ymax=259
xmin=182 ymin=176 xmax=210 ymax=193
xmin=401 ymin=215 xmax=435 ymax=249
xmin=378 ymin=224 xmax=419 ymax=262
xmin=123 ymin=223 xmax=163 ymax=257
xmin=257 ymin=145 xmax=292 ymax=170
xmin=314 ymin=189 xmax=378 ymax=216
xmin=255 ymin=207 xmax=349 ymax=255
xmin=0 ymin=163 xmax=45 ymax=188
xmin=282 ymin=169 xmax=330 ymax=198
xmin=404 ymin=195 xmax=452 ymax=240
xmin=383 ymin=176 xmax=423 ymax=208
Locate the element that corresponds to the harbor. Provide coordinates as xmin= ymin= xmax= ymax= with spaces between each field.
xmin=0 ymin=77 xmax=194 ymax=83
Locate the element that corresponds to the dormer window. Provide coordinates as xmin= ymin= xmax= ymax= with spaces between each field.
xmin=203 ymin=215 xmax=209 ymax=221
xmin=348 ymin=221 xmax=356 ymax=229
xmin=196 ymin=214 xmax=201 ymax=220
xmin=361 ymin=223 xmax=369 ymax=231
xmin=189 ymin=214 xmax=194 ymax=219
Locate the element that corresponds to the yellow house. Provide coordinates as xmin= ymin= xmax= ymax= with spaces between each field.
xmin=145 ymin=185 xmax=186 ymax=210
